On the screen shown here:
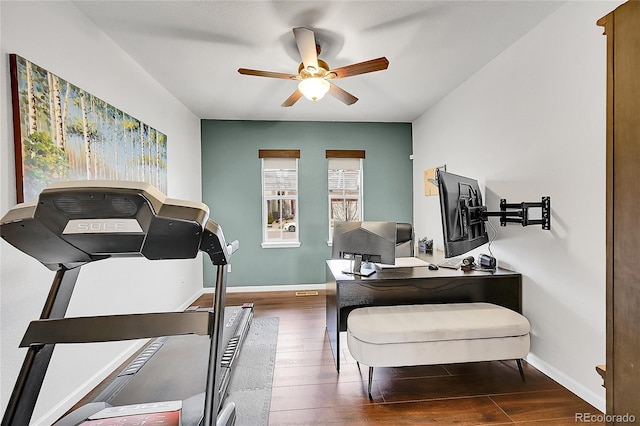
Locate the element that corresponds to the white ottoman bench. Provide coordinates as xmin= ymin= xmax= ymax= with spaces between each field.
xmin=346 ymin=302 xmax=531 ymax=397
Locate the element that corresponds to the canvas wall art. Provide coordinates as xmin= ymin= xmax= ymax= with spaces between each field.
xmin=9 ymin=54 xmax=167 ymax=203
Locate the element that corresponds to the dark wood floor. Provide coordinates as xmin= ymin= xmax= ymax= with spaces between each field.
xmin=194 ymin=290 xmax=604 ymax=426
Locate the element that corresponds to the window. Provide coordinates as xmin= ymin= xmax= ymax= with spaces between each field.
xmin=260 ymin=150 xmax=300 ymax=248
xmin=327 ymin=150 xmax=364 ymax=243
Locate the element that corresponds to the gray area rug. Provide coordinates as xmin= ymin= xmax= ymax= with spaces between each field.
xmin=225 ymin=317 xmax=279 ymax=426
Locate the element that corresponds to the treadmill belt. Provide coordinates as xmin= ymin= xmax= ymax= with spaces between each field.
xmin=82 ymin=305 xmax=252 ymax=419
xmin=110 ymin=334 xmax=211 ymax=405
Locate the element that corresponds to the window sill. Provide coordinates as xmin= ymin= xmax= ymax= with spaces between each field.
xmin=261 ymin=241 xmax=301 ymax=249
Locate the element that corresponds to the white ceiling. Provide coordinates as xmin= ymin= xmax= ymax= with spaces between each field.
xmin=72 ymin=1 xmax=564 ymax=122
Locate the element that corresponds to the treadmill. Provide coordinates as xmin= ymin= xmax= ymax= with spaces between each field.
xmin=0 ymin=180 xmax=250 ymax=426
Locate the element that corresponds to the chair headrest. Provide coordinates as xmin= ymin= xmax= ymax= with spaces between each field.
xmin=396 ymin=223 xmax=414 ymax=244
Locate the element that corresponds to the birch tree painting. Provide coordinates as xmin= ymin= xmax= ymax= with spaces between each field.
xmin=10 ymin=54 xmax=168 ymax=203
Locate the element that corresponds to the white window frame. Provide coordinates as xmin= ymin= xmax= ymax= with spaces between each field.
xmin=328 ymin=157 xmax=363 ymax=244
xmin=261 ymin=157 xmax=301 ymax=248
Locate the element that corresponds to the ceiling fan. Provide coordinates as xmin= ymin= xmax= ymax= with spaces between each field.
xmin=238 ymin=27 xmax=389 ymax=107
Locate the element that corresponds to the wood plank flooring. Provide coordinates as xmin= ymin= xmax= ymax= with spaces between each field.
xmin=193 ymin=290 xmax=605 ymax=425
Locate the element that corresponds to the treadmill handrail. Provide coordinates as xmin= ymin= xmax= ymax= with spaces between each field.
xmin=20 ymin=311 xmax=215 ymax=347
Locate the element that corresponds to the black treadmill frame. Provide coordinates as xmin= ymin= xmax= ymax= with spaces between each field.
xmin=1 ymin=183 xmax=236 ymax=426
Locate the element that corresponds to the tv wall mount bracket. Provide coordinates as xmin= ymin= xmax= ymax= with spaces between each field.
xmin=483 ymin=196 xmax=551 ymax=230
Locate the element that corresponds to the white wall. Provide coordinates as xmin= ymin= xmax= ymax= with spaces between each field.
xmin=413 ymin=1 xmax=622 ymax=412
xmin=1 ymin=2 xmax=203 ymax=424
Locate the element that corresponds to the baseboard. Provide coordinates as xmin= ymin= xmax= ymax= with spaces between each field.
xmin=202 ymin=283 xmax=327 ymax=293
xmin=183 ymin=288 xmax=206 ymax=308
xmin=526 ymin=353 xmax=605 ymax=413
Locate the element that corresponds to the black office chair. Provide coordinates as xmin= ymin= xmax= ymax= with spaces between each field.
xmin=395 ymin=222 xmax=414 ymax=257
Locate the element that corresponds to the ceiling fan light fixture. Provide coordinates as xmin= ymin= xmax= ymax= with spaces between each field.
xmin=298 ymin=78 xmax=330 ymax=101
xmin=238 ymin=28 xmax=388 ymax=107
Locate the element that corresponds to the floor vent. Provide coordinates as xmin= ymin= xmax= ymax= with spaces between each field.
xmin=295 ymin=290 xmax=319 ymax=297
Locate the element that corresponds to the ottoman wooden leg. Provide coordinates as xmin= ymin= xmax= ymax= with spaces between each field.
xmin=368 ymin=366 xmax=374 ymax=399
xmin=516 ymin=359 xmax=526 ymax=382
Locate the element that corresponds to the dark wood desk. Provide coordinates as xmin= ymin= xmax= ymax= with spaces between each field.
xmin=325 ymin=254 xmax=522 ymax=371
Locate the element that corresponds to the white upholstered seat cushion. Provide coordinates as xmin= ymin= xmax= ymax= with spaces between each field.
xmin=347 ymin=302 xmax=530 ymax=345
xmin=346 ymin=302 xmax=531 ymax=368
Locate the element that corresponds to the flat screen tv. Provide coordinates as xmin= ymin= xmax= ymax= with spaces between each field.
xmin=331 ymin=221 xmax=396 ymax=276
xmin=437 ymin=171 xmax=489 ymax=258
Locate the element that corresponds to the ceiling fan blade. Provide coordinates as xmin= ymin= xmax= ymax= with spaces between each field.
xmin=281 ymin=90 xmax=304 ymax=107
xmin=293 ymin=27 xmax=319 ymax=72
xmin=328 ymin=83 xmax=358 ymax=105
xmin=238 ymin=68 xmax=297 ymax=79
xmin=328 ymin=57 xmax=389 ymax=79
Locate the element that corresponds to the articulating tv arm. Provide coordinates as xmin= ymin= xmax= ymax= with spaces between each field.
xmin=482 ymin=197 xmax=551 ymax=230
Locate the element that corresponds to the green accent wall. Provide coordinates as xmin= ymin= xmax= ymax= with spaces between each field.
xmin=201 ymin=120 xmax=413 ymax=287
